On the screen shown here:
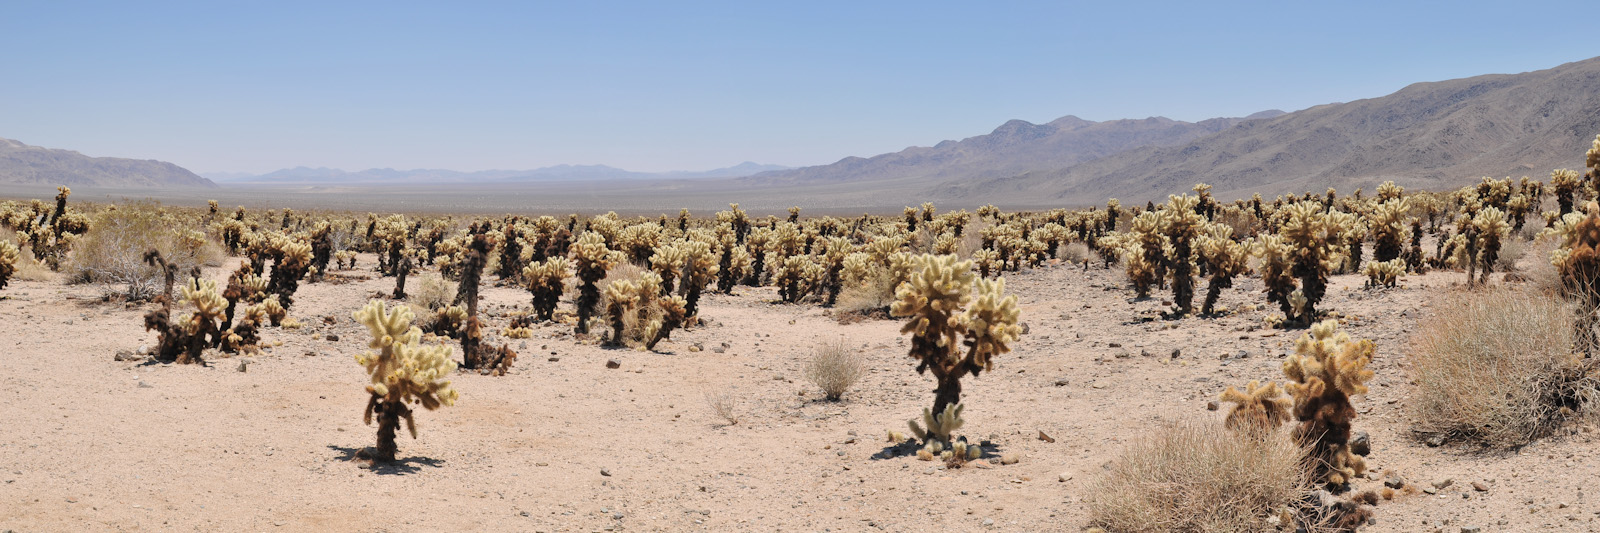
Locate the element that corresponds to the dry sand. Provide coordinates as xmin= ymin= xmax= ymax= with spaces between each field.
xmin=1 ymin=253 xmax=1596 ymax=532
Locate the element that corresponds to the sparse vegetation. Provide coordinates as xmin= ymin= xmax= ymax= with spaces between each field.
xmin=1087 ymin=421 xmax=1313 ymax=533
xmin=1408 ymin=288 xmax=1598 ymax=446
xmin=804 ymin=339 xmax=864 ymax=401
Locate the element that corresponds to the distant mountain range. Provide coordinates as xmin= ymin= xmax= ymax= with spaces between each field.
xmin=0 ymin=137 xmax=215 ymax=188
xmin=206 ymin=161 xmax=792 ymax=184
xmin=746 ymin=110 xmax=1285 ymax=187
xmin=833 ymin=56 xmax=1600 ymax=205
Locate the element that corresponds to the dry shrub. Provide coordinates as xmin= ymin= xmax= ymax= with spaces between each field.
xmin=1088 ymin=421 xmax=1313 ymax=533
xmin=805 ymin=339 xmax=864 ymax=400
xmin=1498 ymin=237 xmax=1526 ymax=273
xmin=1408 ymin=287 xmax=1599 ymax=446
xmin=1521 ymin=237 xmax=1562 ymax=292
xmin=835 ymin=270 xmax=898 ymax=314
xmin=704 ymin=388 xmax=739 ymax=426
xmin=67 ymin=201 xmax=218 ymax=300
xmin=409 ymin=272 xmax=457 ymax=311
xmin=0 ymin=230 xmax=55 ymax=282
xmin=1061 ymin=242 xmax=1094 ymax=264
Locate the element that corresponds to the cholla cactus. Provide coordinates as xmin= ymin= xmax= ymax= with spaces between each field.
xmin=1553 ymin=169 xmax=1583 ymax=216
xmin=1472 ymin=207 xmax=1510 ymax=285
xmin=1197 ymin=225 xmax=1250 ymax=315
xmin=602 ymin=279 xmax=640 ymax=347
xmin=258 ymin=294 xmax=287 ymax=327
xmin=893 ymin=254 xmax=1022 ymax=451
xmin=1362 ymin=259 xmax=1405 ymax=288
xmin=1123 ymin=209 xmax=1168 ymax=298
xmin=679 ymin=238 xmax=719 ymax=321
xmin=643 ymin=295 xmax=688 ymax=351
xmin=774 ymin=255 xmax=815 ymax=303
xmin=1279 ymin=202 xmax=1348 ymax=323
xmin=971 ymin=249 xmax=1000 ymax=278
xmin=1254 ymin=234 xmax=1297 ymax=320
xmin=1161 ymin=195 xmax=1204 ymax=314
xmin=649 ymin=244 xmax=686 ymax=296
xmin=266 ymin=236 xmax=313 ymax=310
xmin=1219 ymin=380 xmax=1292 ymax=434
xmin=522 ymin=257 xmax=570 ymax=321
xmin=0 ymin=240 xmax=18 ymax=291
xmin=352 ymin=300 xmax=459 ymax=463
xmin=570 ymin=231 xmax=616 ymax=334
xmin=1283 ymin=320 xmax=1375 ymax=486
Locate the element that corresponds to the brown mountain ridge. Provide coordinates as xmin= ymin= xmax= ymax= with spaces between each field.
xmin=938 ymin=56 xmax=1600 ymax=205
xmin=0 ymin=137 xmax=215 ymax=188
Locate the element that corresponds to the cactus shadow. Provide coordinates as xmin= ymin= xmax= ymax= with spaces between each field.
xmin=869 ymin=440 xmax=1002 ymax=461
xmin=327 ymin=445 xmax=444 ymax=475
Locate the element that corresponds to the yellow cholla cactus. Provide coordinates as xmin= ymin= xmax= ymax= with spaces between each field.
xmin=352 ymin=300 xmax=458 ymax=462
xmin=1219 ymin=380 xmax=1292 ymax=433
xmin=908 ymin=403 xmax=966 ymax=443
xmin=1362 ymin=259 xmax=1405 ymax=288
xmin=1283 ymin=319 xmax=1375 ymax=486
xmin=963 ymin=277 xmax=1021 ymax=371
xmin=603 ymin=279 xmax=640 ymax=346
xmin=0 ymin=240 xmax=19 ymax=291
xmin=521 ymin=256 xmax=570 ymax=321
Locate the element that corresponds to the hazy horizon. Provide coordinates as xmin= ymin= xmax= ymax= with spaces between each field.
xmin=2 ymin=1 xmax=1593 ymax=175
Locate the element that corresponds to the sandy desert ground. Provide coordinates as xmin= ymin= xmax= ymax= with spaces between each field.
xmin=1 ymin=249 xmax=1597 ymax=533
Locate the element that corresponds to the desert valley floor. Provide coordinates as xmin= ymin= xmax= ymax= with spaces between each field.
xmin=1 ymin=253 xmax=1596 ymax=532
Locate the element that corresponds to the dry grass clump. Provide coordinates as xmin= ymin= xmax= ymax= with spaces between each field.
xmin=408 ymin=272 xmax=457 ymax=311
xmin=704 ymin=388 xmax=739 ymax=426
xmin=1061 ymin=241 xmax=1093 ymax=265
xmin=804 ymin=339 xmax=864 ymax=401
xmin=0 ymin=230 xmax=54 ymax=282
xmin=834 ymin=270 xmax=898 ymax=314
xmin=1408 ymin=287 xmax=1599 ymax=446
xmin=68 ymin=201 xmax=222 ymax=300
xmin=1087 ymin=421 xmax=1312 ymax=533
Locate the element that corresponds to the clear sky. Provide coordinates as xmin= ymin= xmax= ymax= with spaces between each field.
xmin=0 ymin=1 xmax=1591 ymax=175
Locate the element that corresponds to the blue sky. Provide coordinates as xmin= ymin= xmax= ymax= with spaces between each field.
xmin=0 ymin=1 xmax=1591 ymax=174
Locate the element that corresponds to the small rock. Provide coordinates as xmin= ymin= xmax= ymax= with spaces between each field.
xmin=1053 ymin=379 xmax=1069 ymax=387
xmin=1019 ymin=323 xmax=1030 ymax=334
xmin=325 ymin=334 xmax=339 ymax=341
xmin=600 ymin=468 xmax=612 ymax=476
xmin=1433 ymin=478 xmax=1453 ymax=490
xmin=1472 ymin=481 xmax=1488 ymax=492
xmin=1423 ymin=486 xmax=1437 ymax=495
xmin=605 ymin=359 xmax=621 ymax=369
xmin=1058 ymin=472 xmax=1072 ymax=482
xmin=114 ymin=350 xmax=141 ymax=362
xmin=1350 ymin=431 xmax=1371 ymax=456
xmin=1170 ymin=348 xmax=1181 ymax=358
xmin=1384 ymin=473 xmax=1406 ymax=489
xmin=712 ymin=344 xmax=726 ymax=354
xmin=1107 ymin=342 xmax=1121 ymax=348
xmin=548 ymin=356 xmax=560 ymax=362
xmin=1206 ymin=401 xmax=1219 ymax=411
xmin=1425 ymin=434 xmax=1446 ymax=447
xmin=1000 ymin=453 xmax=1020 ymax=465
xmin=1460 ymin=527 xmax=1481 ymax=533
xmin=137 ymin=381 xmax=153 ymax=389
xmin=981 ymin=518 xmax=994 ymax=526
xmin=237 ymin=361 xmax=248 ymax=373
xmin=690 ymin=342 xmax=704 ymax=352
xmin=137 ymin=344 xmax=150 ymax=355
